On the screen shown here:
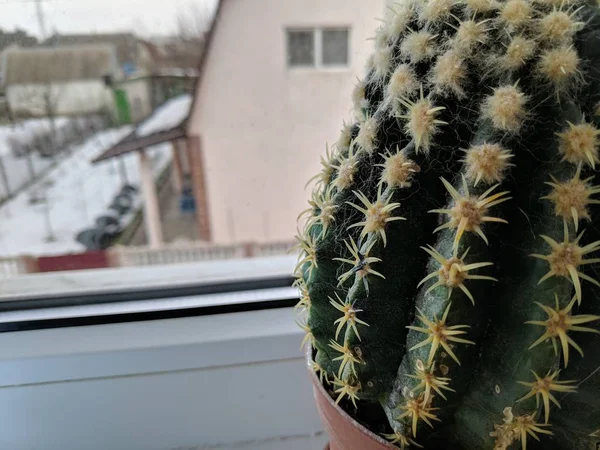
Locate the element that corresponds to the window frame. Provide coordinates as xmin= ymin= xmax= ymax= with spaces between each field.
xmin=285 ymin=26 xmax=351 ymax=71
xmin=0 ymin=307 xmax=322 ymax=449
xmin=320 ymin=27 xmax=351 ymax=68
xmin=0 ymin=256 xmax=298 ymax=331
xmin=286 ymin=28 xmax=317 ymax=68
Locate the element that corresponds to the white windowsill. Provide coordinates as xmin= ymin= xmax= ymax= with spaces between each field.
xmin=0 ymin=307 xmax=303 ymax=385
xmin=0 ymin=255 xmax=297 ymax=300
xmin=0 ymin=306 xmax=324 ymax=450
xmin=0 ymin=286 xmax=297 ymax=324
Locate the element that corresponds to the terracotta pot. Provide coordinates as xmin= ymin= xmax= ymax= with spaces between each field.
xmin=307 ymin=348 xmax=396 ymax=450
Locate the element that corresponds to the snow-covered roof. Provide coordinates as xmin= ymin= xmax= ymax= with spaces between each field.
xmin=92 ymin=0 xmax=227 ymax=164
xmin=4 ymin=45 xmax=119 ymax=85
xmin=135 ymin=94 xmax=192 ymax=138
xmin=92 ymin=94 xmax=192 ymax=163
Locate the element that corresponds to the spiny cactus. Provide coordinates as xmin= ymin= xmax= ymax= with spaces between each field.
xmin=295 ymin=0 xmax=600 ymax=448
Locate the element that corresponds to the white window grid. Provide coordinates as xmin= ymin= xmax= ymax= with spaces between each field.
xmin=286 ymin=27 xmax=351 ymax=71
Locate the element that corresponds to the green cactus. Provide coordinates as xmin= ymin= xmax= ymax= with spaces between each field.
xmin=295 ymin=0 xmax=600 ymax=448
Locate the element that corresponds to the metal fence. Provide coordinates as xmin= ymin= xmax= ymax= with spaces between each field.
xmin=114 ymin=243 xmax=247 ymax=267
xmin=0 ymin=116 xmax=106 ymax=203
xmin=113 ymin=241 xmax=295 ymax=267
xmin=0 ymin=240 xmax=297 ymax=277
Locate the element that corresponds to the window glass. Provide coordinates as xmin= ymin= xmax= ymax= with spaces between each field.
xmin=287 ymin=30 xmax=315 ymax=67
xmin=0 ymin=0 xmax=366 ymax=317
xmin=322 ymin=28 xmax=349 ymax=66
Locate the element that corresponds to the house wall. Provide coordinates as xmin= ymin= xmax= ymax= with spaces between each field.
xmin=188 ymin=0 xmax=385 ymax=244
xmin=6 ymin=80 xmax=113 ymax=117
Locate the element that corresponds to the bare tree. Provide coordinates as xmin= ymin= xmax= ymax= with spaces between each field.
xmin=158 ymin=1 xmax=215 ymax=71
xmin=41 ymin=83 xmax=60 ymax=140
xmin=176 ymin=1 xmax=213 ymax=42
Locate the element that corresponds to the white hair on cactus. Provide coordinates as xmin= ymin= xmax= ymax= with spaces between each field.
xmin=378 ymin=147 xmax=421 ymax=188
xmin=369 ymin=46 xmax=394 ymax=84
xmin=533 ymin=0 xmax=576 ymax=7
xmin=352 ymin=79 xmax=369 ymax=118
xmin=499 ymin=0 xmax=533 ymax=29
xmin=537 ymin=46 xmax=581 ymax=91
xmin=557 ymin=120 xmax=600 ymax=168
xmin=463 ymin=143 xmax=514 ymax=186
xmin=494 ymin=35 xmax=537 ymax=72
xmin=449 ymin=16 xmax=491 ymax=54
xmin=397 ymin=86 xmax=448 ymax=153
xmin=419 ymin=0 xmax=454 ymax=23
xmin=431 ymin=50 xmax=468 ymax=97
xmin=335 ymin=122 xmax=354 ymax=154
xmin=481 ymin=83 xmax=528 ymax=133
xmin=401 ymin=30 xmax=438 ymax=63
xmin=385 ymin=1 xmax=415 ymax=41
xmin=373 ymin=25 xmax=392 ymax=51
xmin=383 ymin=64 xmax=419 ymax=115
xmin=464 ymin=0 xmax=499 ymax=15
xmin=356 ymin=116 xmax=380 ymax=154
xmin=332 ymin=143 xmax=359 ymax=190
xmin=538 ymin=7 xmax=583 ymax=44
xmin=543 ymin=165 xmax=600 ymax=229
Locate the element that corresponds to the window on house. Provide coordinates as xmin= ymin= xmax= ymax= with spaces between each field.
xmin=287 ymin=30 xmax=315 ymax=67
xmin=322 ymin=28 xmax=349 ymax=66
xmin=287 ymin=27 xmax=350 ymax=68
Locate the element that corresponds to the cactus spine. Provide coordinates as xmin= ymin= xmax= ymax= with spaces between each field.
xmin=296 ymin=0 xmax=600 ymax=448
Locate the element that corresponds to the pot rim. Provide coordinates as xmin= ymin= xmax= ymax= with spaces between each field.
xmin=306 ymin=345 xmax=396 ymax=448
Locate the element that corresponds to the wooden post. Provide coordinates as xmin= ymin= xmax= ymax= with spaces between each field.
xmin=243 ymin=243 xmax=255 ymax=258
xmin=170 ymin=139 xmax=184 ymax=194
xmin=178 ymin=138 xmax=191 ymax=174
xmin=138 ymin=149 xmax=163 ymax=248
xmin=20 ymin=255 xmax=39 ymax=274
xmin=187 ymin=135 xmax=211 ymax=241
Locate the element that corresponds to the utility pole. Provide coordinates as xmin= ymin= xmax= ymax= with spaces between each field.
xmin=35 ymin=0 xmax=47 ymax=40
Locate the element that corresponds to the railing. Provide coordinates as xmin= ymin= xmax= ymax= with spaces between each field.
xmin=114 ymin=243 xmax=247 ymax=267
xmin=0 ymin=240 xmax=297 ymax=277
xmin=0 ymin=256 xmax=29 ymax=277
xmin=255 ymin=241 xmax=296 ymax=257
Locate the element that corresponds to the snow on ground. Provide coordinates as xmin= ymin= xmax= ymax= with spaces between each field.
xmin=0 ymin=117 xmax=70 ymax=156
xmin=136 ymin=94 xmax=192 ymax=138
xmin=0 ymin=149 xmax=51 ymax=199
xmin=0 ymin=117 xmax=78 ymax=200
xmin=0 ymin=127 xmax=172 ymax=257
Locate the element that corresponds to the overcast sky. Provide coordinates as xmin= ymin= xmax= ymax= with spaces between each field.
xmin=0 ymin=0 xmax=217 ymax=38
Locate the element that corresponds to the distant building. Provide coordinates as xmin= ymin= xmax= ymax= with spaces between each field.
xmin=143 ymin=37 xmax=204 ymax=72
xmin=45 ymin=33 xmax=154 ymax=77
xmin=4 ymin=33 xmax=201 ymax=123
xmin=2 ymin=44 xmax=120 ymax=118
xmin=43 ymin=33 xmax=157 ymax=122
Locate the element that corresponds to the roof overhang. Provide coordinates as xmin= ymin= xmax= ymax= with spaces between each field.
xmin=92 ymin=127 xmax=186 ymax=163
xmin=92 ymin=0 xmax=226 ymax=165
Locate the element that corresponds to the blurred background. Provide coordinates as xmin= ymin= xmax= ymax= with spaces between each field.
xmin=0 ymin=0 xmax=386 ymax=448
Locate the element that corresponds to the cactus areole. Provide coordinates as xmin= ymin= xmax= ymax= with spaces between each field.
xmin=295 ymin=0 xmax=600 ymax=448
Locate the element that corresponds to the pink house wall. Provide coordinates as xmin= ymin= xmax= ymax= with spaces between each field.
xmin=187 ymin=0 xmax=385 ymax=244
